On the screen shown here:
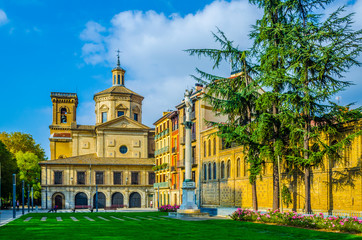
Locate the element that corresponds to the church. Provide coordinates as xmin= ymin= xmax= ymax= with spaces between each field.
xmin=39 ymin=57 xmax=156 ymax=210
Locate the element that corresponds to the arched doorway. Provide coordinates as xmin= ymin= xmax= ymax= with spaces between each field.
xmin=52 ymin=192 xmax=65 ymax=209
xmin=111 ymin=192 xmax=124 ymax=208
xmin=75 ymin=192 xmax=88 ymax=208
xmin=93 ymin=192 xmax=106 ymax=208
xmin=129 ymin=192 xmax=141 ymax=208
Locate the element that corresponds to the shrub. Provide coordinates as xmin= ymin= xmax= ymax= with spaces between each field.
xmin=231 ymin=208 xmax=362 ymax=233
xmin=159 ymin=204 xmax=180 ymax=212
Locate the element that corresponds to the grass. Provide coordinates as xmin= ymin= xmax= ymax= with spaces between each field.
xmin=0 ymin=211 xmax=361 ymax=240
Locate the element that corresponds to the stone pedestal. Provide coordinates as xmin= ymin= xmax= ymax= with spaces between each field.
xmin=179 ymin=181 xmax=198 ymax=211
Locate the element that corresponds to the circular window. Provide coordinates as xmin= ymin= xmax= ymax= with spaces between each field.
xmin=119 ymin=145 xmax=128 ymax=154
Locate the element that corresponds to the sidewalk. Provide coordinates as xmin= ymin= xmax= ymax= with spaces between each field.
xmin=0 ymin=209 xmax=30 ymax=227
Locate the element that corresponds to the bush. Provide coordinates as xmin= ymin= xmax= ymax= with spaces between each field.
xmin=231 ymin=208 xmax=362 ymax=233
xmin=159 ymin=204 xmax=180 ymax=212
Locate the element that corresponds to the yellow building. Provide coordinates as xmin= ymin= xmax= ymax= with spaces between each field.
xmin=153 ymin=112 xmax=172 ymax=206
xmin=40 ymin=59 xmax=155 ymax=210
xmin=200 ymin=120 xmax=362 ymax=215
xmin=175 ymin=84 xmax=227 ymax=206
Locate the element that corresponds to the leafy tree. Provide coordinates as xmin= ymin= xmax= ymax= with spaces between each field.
xmin=0 ymin=132 xmax=46 ymax=160
xmin=0 ymin=140 xmax=17 ymax=206
xmin=15 ymin=151 xmax=42 ymax=199
xmin=0 ymin=132 xmax=45 ymax=202
xmin=186 ymin=30 xmax=263 ymax=210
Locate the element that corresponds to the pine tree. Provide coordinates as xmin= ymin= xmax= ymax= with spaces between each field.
xmin=284 ymin=2 xmax=362 ymax=213
xmin=249 ymin=0 xmax=292 ymax=210
xmin=186 ymin=30 xmax=263 ymax=210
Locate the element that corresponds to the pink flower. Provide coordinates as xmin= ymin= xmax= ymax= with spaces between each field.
xmin=257 ymin=217 xmax=261 ymax=220
xmin=340 ymin=221 xmax=344 ymax=226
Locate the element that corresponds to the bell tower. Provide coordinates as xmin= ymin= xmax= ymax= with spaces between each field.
xmin=50 ymin=92 xmax=78 ymax=126
xmin=112 ymin=50 xmax=126 ymax=86
xmin=49 ymin=92 xmax=78 ymax=160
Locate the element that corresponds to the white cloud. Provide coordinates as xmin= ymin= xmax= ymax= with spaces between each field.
xmin=79 ymin=0 xmax=261 ymax=126
xmin=79 ymin=0 xmax=362 ymax=126
xmin=0 ymin=9 xmax=9 ymax=26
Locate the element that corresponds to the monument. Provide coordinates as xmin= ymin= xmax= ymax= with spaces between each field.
xmin=170 ymin=89 xmax=208 ymax=217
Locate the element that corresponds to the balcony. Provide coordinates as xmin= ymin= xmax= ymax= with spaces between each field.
xmin=172 ymin=147 xmax=177 ymax=153
xmin=153 ymin=182 xmax=169 ymax=189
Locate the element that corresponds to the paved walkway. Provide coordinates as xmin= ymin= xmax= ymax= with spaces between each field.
xmin=0 ymin=209 xmax=30 ymax=227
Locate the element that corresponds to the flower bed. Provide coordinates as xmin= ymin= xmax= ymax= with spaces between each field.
xmin=158 ymin=204 xmax=180 ymax=212
xmin=231 ymin=208 xmax=362 ymax=233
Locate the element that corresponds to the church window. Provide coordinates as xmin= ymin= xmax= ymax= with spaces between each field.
xmin=119 ymin=145 xmax=128 ymax=154
xmin=203 ymin=164 xmax=207 ymax=181
xmin=213 ymin=162 xmax=217 ymax=179
xmin=95 ymin=171 xmax=104 ymax=185
xmin=213 ymin=138 xmax=216 ymax=155
xmin=102 ymin=112 xmax=107 ymax=123
xmin=227 ymin=160 xmax=231 ymax=178
xmin=192 ymin=171 xmax=195 ymax=182
xmin=131 ymin=172 xmax=139 ymax=185
xmin=236 ymin=158 xmax=240 ymax=177
xmin=113 ymin=172 xmax=122 ymax=185
xmin=117 ymin=111 xmax=124 ymax=117
xmin=60 ymin=108 xmax=67 ymax=123
xmin=244 ymin=159 xmax=248 ymax=177
xmin=54 ymin=171 xmax=63 ymax=185
xmin=114 ymin=75 xmax=116 ymax=85
xmin=221 ymin=162 xmax=225 ymax=179
xmin=208 ymin=163 xmax=212 ymax=180
xmin=149 ymin=172 xmax=155 ymax=185
xmin=122 ymin=75 xmax=124 ymax=85
xmin=208 ymin=139 xmax=211 ymax=156
xmin=117 ymin=75 xmax=121 ymax=85
xmin=134 ymin=113 xmax=138 ymax=121
xmin=77 ymin=171 xmax=85 ymax=185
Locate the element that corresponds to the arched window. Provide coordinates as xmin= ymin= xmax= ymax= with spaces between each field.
xmin=204 ymin=141 xmax=206 ymax=157
xmin=60 ymin=108 xmax=67 ymax=123
xmin=244 ymin=158 xmax=248 ymax=177
xmin=221 ymin=161 xmax=225 ymax=179
xmin=213 ymin=138 xmax=216 ymax=155
xmin=227 ymin=160 xmax=231 ymax=178
xmin=117 ymin=74 xmax=121 ymax=85
xmin=207 ymin=139 xmax=211 ymax=156
xmin=203 ymin=164 xmax=207 ymax=181
xmin=213 ymin=162 xmax=217 ymax=179
xmin=236 ymin=158 xmax=240 ymax=177
xmin=208 ymin=163 xmax=212 ymax=180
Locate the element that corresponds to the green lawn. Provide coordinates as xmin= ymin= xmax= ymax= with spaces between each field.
xmin=0 ymin=211 xmax=361 ymax=240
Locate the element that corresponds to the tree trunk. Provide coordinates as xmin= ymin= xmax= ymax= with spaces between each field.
xmin=304 ymin=121 xmax=311 ymax=213
xmin=272 ymin=103 xmax=279 ymax=211
xmin=252 ymin=181 xmax=258 ymax=211
xmin=273 ymin=162 xmax=279 ymax=210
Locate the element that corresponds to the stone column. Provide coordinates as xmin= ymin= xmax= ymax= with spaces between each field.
xmin=179 ymin=89 xmax=198 ymax=212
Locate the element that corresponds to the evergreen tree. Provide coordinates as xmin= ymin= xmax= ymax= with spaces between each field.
xmin=186 ymin=30 xmax=263 ymax=210
xmin=284 ymin=2 xmax=362 ymax=213
xmin=249 ymin=0 xmax=292 ymax=210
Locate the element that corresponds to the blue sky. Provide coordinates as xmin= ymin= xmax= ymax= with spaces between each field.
xmin=0 ymin=0 xmax=361 ymax=159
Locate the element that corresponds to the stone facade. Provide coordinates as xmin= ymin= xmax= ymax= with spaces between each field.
xmin=40 ymin=62 xmax=155 ymax=210
xmin=200 ymin=122 xmax=362 ymax=214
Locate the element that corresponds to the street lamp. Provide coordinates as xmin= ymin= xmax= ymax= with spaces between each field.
xmin=145 ymin=189 xmax=148 ymax=208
